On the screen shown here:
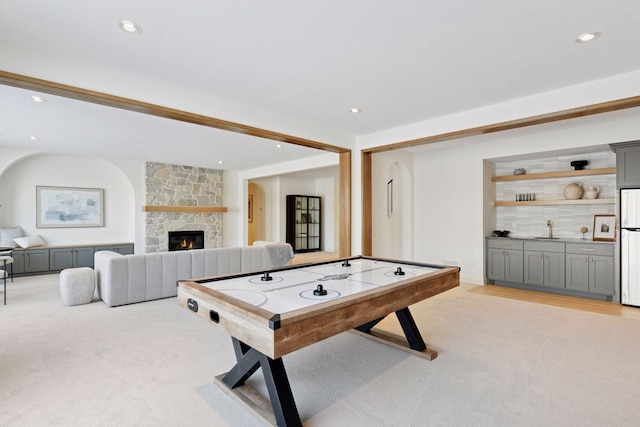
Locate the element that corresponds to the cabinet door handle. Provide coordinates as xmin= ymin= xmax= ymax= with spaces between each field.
xmin=590 ymin=257 xmax=594 ymax=263
xmin=580 ymin=248 xmax=596 ymax=252
xmin=584 ymin=257 xmax=588 ymax=262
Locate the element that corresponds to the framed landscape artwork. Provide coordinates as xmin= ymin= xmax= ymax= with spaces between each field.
xmin=36 ymin=186 xmax=104 ymax=228
xmin=593 ymin=214 xmax=616 ymax=242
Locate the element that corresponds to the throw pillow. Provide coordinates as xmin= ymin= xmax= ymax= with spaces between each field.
xmin=0 ymin=226 xmax=23 ymax=247
xmin=13 ymin=235 xmax=46 ymax=249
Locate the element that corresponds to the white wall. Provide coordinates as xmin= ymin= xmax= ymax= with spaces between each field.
xmin=352 ymin=70 xmax=640 ymax=282
xmin=0 ymin=152 xmax=137 ymax=247
xmin=353 ymin=70 xmax=640 ymax=259
xmin=314 ymin=174 xmax=338 ymax=252
xmin=367 ymin=108 xmax=640 ymax=285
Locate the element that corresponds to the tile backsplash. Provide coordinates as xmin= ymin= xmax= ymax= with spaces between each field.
xmin=494 ymin=151 xmax=616 ymax=239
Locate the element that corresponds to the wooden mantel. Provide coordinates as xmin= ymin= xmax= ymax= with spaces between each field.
xmin=142 ymin=206 xmax=227 ymax=213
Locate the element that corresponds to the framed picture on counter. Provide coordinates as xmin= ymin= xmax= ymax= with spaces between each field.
xmin=593 ymin=214 xmax=616 ymax=242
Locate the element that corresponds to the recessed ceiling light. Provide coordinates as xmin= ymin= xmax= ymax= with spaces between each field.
xmin=31 ymin=95 xmax=46 ymax=103
xmin=575 ymin=32 xmax=601 ymax=43
xmin=276 ymin=144 xmax=282 ymax=148
xmin=119 ymin=19 xmax=143 ymax=34
xmin=350 ymin=108 xmax=361 ymax=113
xmin=29 ymin=136 xmax=39 ymax=141
xmin=218 ymin=160 xmax=223 ymax=164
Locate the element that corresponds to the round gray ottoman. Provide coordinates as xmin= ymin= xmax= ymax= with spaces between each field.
xmin=60 ymin=267 xmax=95 ymax=306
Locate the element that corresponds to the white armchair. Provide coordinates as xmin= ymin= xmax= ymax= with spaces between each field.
xmin=0 ymin=249 xmax=14 ymax=283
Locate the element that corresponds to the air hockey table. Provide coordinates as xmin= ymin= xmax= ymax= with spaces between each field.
xmin=177 ymin=256 xmax=460 ymax=427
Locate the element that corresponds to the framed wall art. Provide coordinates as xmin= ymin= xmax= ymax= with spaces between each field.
xmin=593 ymin=214 xmax=616 ymax=242
xmin=36 ymin=186 xmax=104 ymax=228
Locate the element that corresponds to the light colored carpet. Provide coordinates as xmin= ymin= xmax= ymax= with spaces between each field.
xmin=2 ymin=274 xmax=640 ymax=426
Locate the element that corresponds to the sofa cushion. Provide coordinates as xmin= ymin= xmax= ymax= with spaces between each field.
xmin=191 ymin=248 xmax=245 ymax=278
xmin=241 ymin=246 xmax=271 ymax=272
xmin=161 ymin=251 xmax=192 ymax=297
xmin=0 ymin=226 xmax=22 ymax=247
xmin=13 ymin=234 xmax=46 ymax=249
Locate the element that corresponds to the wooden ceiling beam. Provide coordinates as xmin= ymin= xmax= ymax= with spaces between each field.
xmin=363 ymin=95 xmax=640 ymax=154
xmin=0 ymin=70 xmax=349 ymax=154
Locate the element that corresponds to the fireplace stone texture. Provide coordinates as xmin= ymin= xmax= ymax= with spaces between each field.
xmin=145 ymin=162 xmax=223 ymax=252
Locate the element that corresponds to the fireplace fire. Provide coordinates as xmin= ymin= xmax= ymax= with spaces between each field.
xmin=168 ymin=231 xmax=204 ymax=251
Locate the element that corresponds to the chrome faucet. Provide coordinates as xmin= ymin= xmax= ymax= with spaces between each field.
xmin=547 ymin=220 xmax=553 ymax=239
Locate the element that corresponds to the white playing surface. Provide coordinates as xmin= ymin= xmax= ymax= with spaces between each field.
xmin=199 ymin=259 xmax=440 ymax=314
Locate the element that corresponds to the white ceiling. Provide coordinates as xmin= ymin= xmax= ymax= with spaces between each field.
xmin=1 ymin=1 xmax=640 ymax=170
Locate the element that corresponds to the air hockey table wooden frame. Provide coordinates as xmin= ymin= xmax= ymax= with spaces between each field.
xmin=177 ymin=256 xmax=460 ymax=427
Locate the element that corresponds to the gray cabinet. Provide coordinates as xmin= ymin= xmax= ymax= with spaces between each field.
xmin=487 ymin=238 xmax=614 ymax=300
xmin=589 ymin=255 xmax=615 ymax=295
xmin=95 ymin=244 xmax=134 ymax=255
xmin=486 ymin=238 xmax=523 ymax=283
xmin=114 ymin=244 xmax=134 ymax=255
xmin=23 ymin=249 xmax=50 ymax=273
xmin=11 ymin=251 xmax=24 ymax=274
xmin=523 ymin=241 xmax=565 ymax=289
xmin=611 ymin=141 xmax=640 ymax=188
xmin=565 ymin=253 xmax=589 ymax=292
xmin=50 ymin=247 xmax=95 ymax=270
xmin=565 ymin=243 xmax=614 ymax=296
xmin=13 ymin=243 xmax=134 ymax=276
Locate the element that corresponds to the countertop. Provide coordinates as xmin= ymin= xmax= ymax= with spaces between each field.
xmin=486 ymin=236 xmax=614 ymax=245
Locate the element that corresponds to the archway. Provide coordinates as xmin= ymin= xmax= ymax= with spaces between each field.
xmin=387 ymin=161 xmax=413 ymax=260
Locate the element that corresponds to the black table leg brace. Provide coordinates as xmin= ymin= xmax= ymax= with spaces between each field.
xmin=220 ymin=308 xmax=425 ymax=426
xmin=354 ymin=307 xmax=426 ymax=352
xmin=222 ymin=338 xmax=302 ymax=427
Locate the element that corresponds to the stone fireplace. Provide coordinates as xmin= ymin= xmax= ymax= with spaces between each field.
xmin=145 ymin=162 xmax=223 ymax=252
xmin=168 ymin=230 xmax=204 ymax=251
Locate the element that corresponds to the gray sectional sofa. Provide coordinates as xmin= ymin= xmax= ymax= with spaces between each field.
xmin=94 ymin=243 xmax=294 ymax=307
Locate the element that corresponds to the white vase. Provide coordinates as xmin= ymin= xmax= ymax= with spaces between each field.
xmin=584 ymin=186 xmax=600 ymax=199
xmin=563 ymin=182 xmax=583 ymax=200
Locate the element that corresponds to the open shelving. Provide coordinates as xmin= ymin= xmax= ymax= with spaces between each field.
xmin=491 ymin=167 xmax=615 ymax=182
xmin=492 ymin=167 xmax=616 ymax=207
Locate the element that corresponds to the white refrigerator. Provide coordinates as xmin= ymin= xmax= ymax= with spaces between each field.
xmin=621 ymin=188 xmax=640 ymax=306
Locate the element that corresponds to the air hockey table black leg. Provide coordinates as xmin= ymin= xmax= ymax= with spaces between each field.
xmin=354 ymin=317 xmax=384 ymax=333
xmin=222 ymin=337 xmax=301 ymax=427
xmin=395 ymin=307 xmax=427 ymax=352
